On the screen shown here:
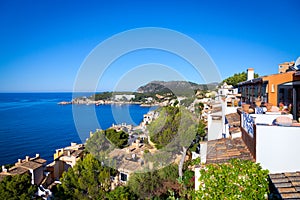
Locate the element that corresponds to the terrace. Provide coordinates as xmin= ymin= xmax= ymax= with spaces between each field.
xmin=239 ymin=108 xmax=300 ymax=173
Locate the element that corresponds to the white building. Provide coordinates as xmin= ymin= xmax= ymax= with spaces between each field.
xmin=114 ymin=94 xmax=135 ymax=101
xmin=218 ymin=82 xmax=238 ymax=101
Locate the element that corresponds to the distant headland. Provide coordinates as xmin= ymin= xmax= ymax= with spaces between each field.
xmin=58 ymin=80 xmax=218 ymax=107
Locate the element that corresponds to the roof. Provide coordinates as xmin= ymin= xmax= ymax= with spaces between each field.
xmin=225 ymin=112 xmax=240 ymax=127
xmin=109 ymin=149 xmax=143 ymax=173
xmin=62 ymin=149 xmax=84 ymax=158
xmin=15 ymin=157 xmax=46 ymax=170
xmin=19 ymin=159 xmax=45 ymax=170
xmin=206 ymin=138 xmax=254 ymax=164
xmin=6 ymin=166 xmax=28 ymax=175
xmin=238 ymin=77 xmax=263 ymax=86
xmin=269 ymin=172 xmax=300 ymax=199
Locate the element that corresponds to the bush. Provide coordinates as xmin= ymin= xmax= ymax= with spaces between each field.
xmin=195 ymin=159 xmax=269 ymax=199
xmin=0 ymin=173 xmax=36 ymax=199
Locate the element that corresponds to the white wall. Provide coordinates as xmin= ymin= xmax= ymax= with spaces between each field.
xmin=256 ymin=125 xmax=300 ymax=173
xmin=250 ymin=113 xmax=293 ymax=125
xmin=207 ymin=115 xmax=223 ymax=141
xmin=195 ymin=167 xmax=201 ymax=191
xmin=225 ymin=107 xmax=238 ymax=115
xmin=114 ymin=94 xmax=135 ymax=101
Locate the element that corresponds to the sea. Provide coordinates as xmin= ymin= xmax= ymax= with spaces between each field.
xmin=0 ymin=93 xmax=156 ymax=165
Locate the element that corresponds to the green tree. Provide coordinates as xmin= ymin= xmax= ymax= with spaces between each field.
xmin=128 ymin=164 xmax=180 ymax=199
xmin=92 ymin=92 xmax=113 ymax=100
xmin=197 ymin=120 xmax=206 ymax=140
xmin=85 ymin=130 xmax=115 ymax=162
xmin=194 ymin=102 xmax=204 ymax=117
xmin=106 ymin=186 xmax=137 ymax=200
xmin=222 ymin=72 xmax=259 ymax=87
xmin=0 ymin=173 xmax=36 ymax=200
xmin=85 ymin=129 xmax=128 ymax=163
xmin=105 ymin=129 xmax=129 ymax=148
xmin=128 ymin=171 xmax=161 ymax=199
xmin=55 ymin=154 xmax=115 ymax=199
xmin=148 ymin=106 xmax=198 ymax=178
xmin=195 ymin=159 xmax=269 ymax=199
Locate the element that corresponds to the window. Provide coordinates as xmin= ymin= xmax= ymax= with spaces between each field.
xmin=120 ymin=173 xmax=128 ymax=182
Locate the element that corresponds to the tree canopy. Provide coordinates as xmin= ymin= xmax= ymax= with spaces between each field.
xmin=85 ymin=129 xmax=129 ymax=162
xmin=104 ymin=129 xmax=129 ymax=149
xmin=222 ymin=71 xmax=259 ymax=87
xmin=106 ymin=186 xmax=137 ymax=200
xmin=54 ymin=154 xmax=116 ymax=199
xmin=195 ymin=159 xmax=269 ymax=199
xmin=147 ymin=106 xmax=200 ymax=178
xmin=0 ymin=173 xmax=36 ymax=200
xmin=127 ymin=164 xmax=180 ymax=199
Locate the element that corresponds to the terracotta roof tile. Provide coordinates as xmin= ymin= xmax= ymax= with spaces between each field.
xmin=206 ymin=138 xmax=254 ymax=164
xmin=278 ymin=187 xmax=296 ymax=193
xmin=281 ymin=192 xmax=300 ymax=199
xmin=274 ymin=182 xmax=292 ymax=188
xmin=225 ymin=112 xmax=240 ymax=126
xmin=270 ymin=172 xmax=300 ymax=199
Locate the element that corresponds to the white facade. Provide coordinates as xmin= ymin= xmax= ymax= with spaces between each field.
xmin=241 ymin=112 xmax=299 ymax=173
xmin=114 ymin=94 xmax=135 ymax=101
xmin=217 ymin=82 xmax=238 ymax=101
xmin=207 ymin=113 xmax=223 ymax=141
xmin=256 ymin=125 xmax=300 ymax=173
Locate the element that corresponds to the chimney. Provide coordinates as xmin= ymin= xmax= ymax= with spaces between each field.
xmin=25 ymin=156 xmax=30 ymax=162
xmin=71 ymin=142 xmax=77 ymax=146
xmin=35 ymin=154 xmax=40 ymax=158
xmin=2 ymin=165 xmax=7 ymax=173
xmin=18 ymin=159 xmax=22 ymax=164
xmin=247 ymin=68 xmax=254 ymax=80
xmin=67 ymin=151 xmax=71 ymax=157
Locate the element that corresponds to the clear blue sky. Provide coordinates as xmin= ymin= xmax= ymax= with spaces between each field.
xmin=0 ymin=0 xmax=299 ymax=92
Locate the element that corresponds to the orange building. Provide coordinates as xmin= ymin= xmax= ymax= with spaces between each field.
xmin=238 ymin=68 xmax=300 ymax=120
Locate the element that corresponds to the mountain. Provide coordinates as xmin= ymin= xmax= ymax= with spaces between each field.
xmin=136 ymin=81 xmax=217 ymax=96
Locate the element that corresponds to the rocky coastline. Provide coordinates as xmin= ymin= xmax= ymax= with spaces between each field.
xmin=58 ymin=98 xmax=160 ymax=107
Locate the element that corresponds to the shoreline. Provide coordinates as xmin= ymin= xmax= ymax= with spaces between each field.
xmin=58 ymin=100 xmax=160 ymax=107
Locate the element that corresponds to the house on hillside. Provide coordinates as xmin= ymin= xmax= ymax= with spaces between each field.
xmin=196 ymin=108 xmax=300 ymax=190
xmin=238 ymin=58 xmax=300 ymax=120
xmin=45 ymin=142 xmax=84 ymax=186
xmin=0 ymin=154 xmax=46 ymax=185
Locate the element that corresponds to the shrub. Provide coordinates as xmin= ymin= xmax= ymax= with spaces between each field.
xmin=195 ymin=159 xmax=269 ymax=199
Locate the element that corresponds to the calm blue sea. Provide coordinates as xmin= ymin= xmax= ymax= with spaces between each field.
xmin=0 ymin=93 xmax=155 ymax=165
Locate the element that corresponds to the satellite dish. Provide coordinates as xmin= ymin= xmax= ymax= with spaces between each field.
xmin=294 ymin=57 xmax=300 ymax=70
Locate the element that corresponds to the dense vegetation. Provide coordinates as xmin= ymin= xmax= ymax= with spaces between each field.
xmin=54 ymin=154 xmax=117 ymax=199
xmin=195 ymin=159 xmax=269 ymax=199
xmin=222 ymin=71 xmax=259 ymax=87
xmin=106 ymin=186 xmax=137 ymax=200
xmin=92 ymin=92 xmax=113 ymax=100
xmin=104 ymin=129 xmax=129 ymax=148
xmin=86 ymin=129 xmax=128 ymax=150
xmin=85 ymin=129 xmax=129 ymax=165
xmin=148 ymin=106 xmax=182 ymax=149
xmin=127 ymin=163 xmax=195 ymax=199
xmin=148 ymin=106 xmax=201 ymax=179
xmin=0 ymin=173 xmax=36 ymax=199
xmin=53 ymin=154 xmax=194 ymax=199
xmin=137 ymin=81 xmax=217 ymax=97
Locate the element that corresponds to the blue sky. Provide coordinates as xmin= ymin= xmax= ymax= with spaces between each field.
xmin=0 ymin=0 xmax=299 ymax=92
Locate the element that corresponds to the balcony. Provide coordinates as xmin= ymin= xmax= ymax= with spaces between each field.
xmin=239 ymin=110 xmax=300 ymax=173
